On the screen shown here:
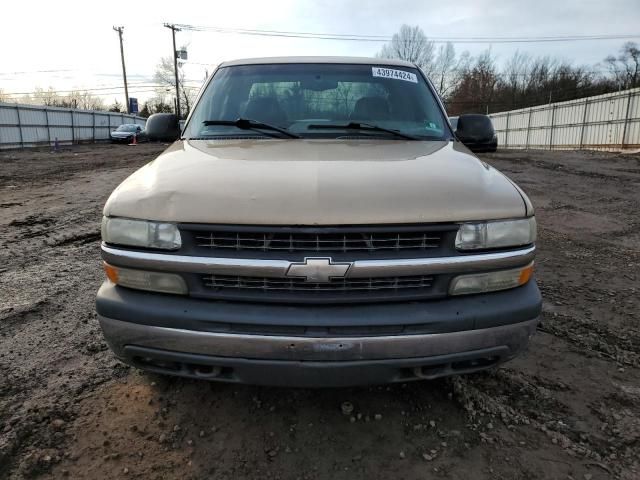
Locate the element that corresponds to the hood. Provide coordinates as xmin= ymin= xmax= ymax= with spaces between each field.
xmin=104 ymin=139 xmax=528 ymax=225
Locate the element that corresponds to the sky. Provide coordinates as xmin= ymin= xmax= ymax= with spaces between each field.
xmin=1 ymin=0 xmax=639 ymax=106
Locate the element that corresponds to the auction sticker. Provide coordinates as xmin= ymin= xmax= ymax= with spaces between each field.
xmin=372 ymin=67 xmax=418 ymax=83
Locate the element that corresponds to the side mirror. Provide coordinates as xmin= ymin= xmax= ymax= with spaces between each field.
xmin=455 ymin=114 xmax=496 ymax=152
xmin=145 ymin=113 xmax=181 ymax=142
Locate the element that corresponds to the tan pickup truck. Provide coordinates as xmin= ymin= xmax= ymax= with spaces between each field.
xmin=97 ymin=57 xmax=540 ymax=387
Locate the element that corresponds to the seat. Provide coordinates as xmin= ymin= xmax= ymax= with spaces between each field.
xmin=350 ymin=97 xmax=391 ymax=121
xmin=243 ymin=96 xmax=288 ymax=126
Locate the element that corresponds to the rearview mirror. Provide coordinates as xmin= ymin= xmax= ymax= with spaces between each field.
xmin=145 ymin=113 xmax=181 ymax=142
xmin=300 ymin=78 xmax=339 ymax=91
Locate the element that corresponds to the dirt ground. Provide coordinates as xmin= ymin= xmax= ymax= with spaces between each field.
xmin=1 ymin=143 xmax=639 ymax=480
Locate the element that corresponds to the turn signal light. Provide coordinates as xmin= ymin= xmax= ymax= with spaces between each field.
xmin=450 ymin=262 xmax=534 ymax=296
xmin=102 ymin=262 xmax=188 ymax=295
xmin=103 ymin=262 xmax=119 ymax=283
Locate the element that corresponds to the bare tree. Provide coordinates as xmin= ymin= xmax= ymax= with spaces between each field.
xmin=446 ymin=49 xmax=500 ymax=114
xmin=377 ymin=25 xmax=436 ymax=75
xmin=444 ymin=41 xmax=636 ymax=114
xmin=14 ymin=87 xmax=110 ymax=110
xmin=503 ymin=51 xmax=531 ymax=107
xmin=67 ymin=90 xmax=106 ymax=110
xmin=605 ymin=41 xmax=640 ymax=89
xmin=154 ymin=55 xmax=198 ymax=117
xmin=31 ymin=87 xmax=62 ymax=107
xmin=432 ymin=43 xmax=470 ymax=97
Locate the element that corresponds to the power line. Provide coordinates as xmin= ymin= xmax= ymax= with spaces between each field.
xmin=1 ymin=86 xmax=203 ymax=101
xmin=429 ymin=34 xmax=640 ymax=43
xmin=175 ymin=24 xmax=388 ymax=40
xmin=0 ymin=69 xmax=75 ymax=76
xmin=173 ymin=23 xmax=640 ymax=44
xmin=182 ymin=61 xmax=218 ymax=67
xmin=1 ymin=78 xmax=203 ymax=97
xmin=1 ymin=83 xmax=164 ymax=96
xmin=0 ymin=90 xmax=165 ymax=102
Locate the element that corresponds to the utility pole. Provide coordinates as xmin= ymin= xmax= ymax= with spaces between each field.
xmin=163 ymin=23 xmax=181 ymax=118
xmin=113 ymin=26 xmax=130 ymax=114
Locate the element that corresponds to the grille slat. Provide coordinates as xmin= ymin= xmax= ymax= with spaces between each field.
xmin=195 ymin=244 xmax=439 ymax=251
xmin=202 ymin=274 xmax=434 ymax=293
xmin=194 ymin=236 xmax=442 ymax=244
xmin=192 ymin=230 xmax=443 ymax=253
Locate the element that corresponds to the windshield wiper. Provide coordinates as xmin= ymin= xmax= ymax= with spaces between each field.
xmin=202 ymin=118 xmax=300 ymax=138
xmin=307 ymin=122 xmax=417 ymax=140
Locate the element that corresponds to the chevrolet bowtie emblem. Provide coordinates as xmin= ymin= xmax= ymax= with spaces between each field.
xmin=286 ymin=257 xmax=352 ymax=283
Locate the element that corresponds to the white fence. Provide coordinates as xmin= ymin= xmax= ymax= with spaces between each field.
xmin=0 ymin=102 xmax=146 ymax=150
xmin=489 ymin=87 xmax=640 ymax=151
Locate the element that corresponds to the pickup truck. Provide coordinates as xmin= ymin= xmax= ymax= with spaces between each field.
xmin=97 ymin=56 xmax=540 ymax=387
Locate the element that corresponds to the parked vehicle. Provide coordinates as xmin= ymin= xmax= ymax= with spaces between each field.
xmin=97 ymin=57 xmax=540 ymax=387
xmin=449 ymin=114 xmax=498 ymax=152
xmin=110 ymin=124 xmax=146 ymax=143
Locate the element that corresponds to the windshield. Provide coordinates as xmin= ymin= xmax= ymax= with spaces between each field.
xmin=116 ymin=125 xmax=139 ymax=132
xmin=185 ymin=63 xmax=450 ymax=140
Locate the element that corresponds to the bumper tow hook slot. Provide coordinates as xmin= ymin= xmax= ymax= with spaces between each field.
xmin=192 ymin=365 xmax=223 ymax=378
xmin=412 ymin=365 xmax=446 ymax=379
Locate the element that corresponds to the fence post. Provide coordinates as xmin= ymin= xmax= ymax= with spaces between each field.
xmin=621 ymin=90 xmax=634 ymax=150
xmin=549 ymin=105 xmax=557 ymax=150
xmin=525 ymin=108 xmax=532 ymax=150
xmin=92 ymin=112 xmax=96 ymax=144
xmin=579 ymin=100 xmax=589 ymax=150
xmin=70 ymin=109 xmax=75 ymax=145
xmin=45 ymin=108 xmax=51 ymax=147
xmin=16 ymin=105 xmax=24 ymax=149
xmin=504 ymin=112 xmax=510 ymax=149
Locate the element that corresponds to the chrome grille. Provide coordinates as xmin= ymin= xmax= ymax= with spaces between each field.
xmin=193 ymin=231 xmax=442 ymax=253
xmin=202 ymin=274 xmax=434 ymax=293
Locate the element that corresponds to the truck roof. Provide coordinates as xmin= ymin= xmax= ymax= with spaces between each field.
xmin=219 ymin=56 xmax=417 ymax=68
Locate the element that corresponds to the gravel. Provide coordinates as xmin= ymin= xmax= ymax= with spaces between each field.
xmin=1 ymin=145 xmax=639 ymax=479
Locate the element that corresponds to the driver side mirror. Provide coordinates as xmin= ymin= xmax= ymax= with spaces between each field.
xmin=145 ymin=113 xmax=181 ymax=142
xmin=454 ymin=114 xmax=496 ymax=152
xmin=455 ymin=114 xmax=494 ymax=142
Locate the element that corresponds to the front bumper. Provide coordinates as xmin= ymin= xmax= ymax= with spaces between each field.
xmin=110 ymin=135 xmax=133 ymax=143
xmin=96 ymin=281 xmax=541 ymax=387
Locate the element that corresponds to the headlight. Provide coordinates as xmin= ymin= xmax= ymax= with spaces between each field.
xmin=104 ymin=262 xmax=187 ymax=295
xmin=101 ymin=217 xmax=181 ymax=250
xmin=450 ymin=263 xmax=534 ymax=296
xmin=455 ymin=217 xmax=536 ymax=250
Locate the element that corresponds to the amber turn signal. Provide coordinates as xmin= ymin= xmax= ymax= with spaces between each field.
xmin=103 ymin=262 xmax=119 ymax=283
xmin=518 ymin=263 xmax=534 ymax=285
